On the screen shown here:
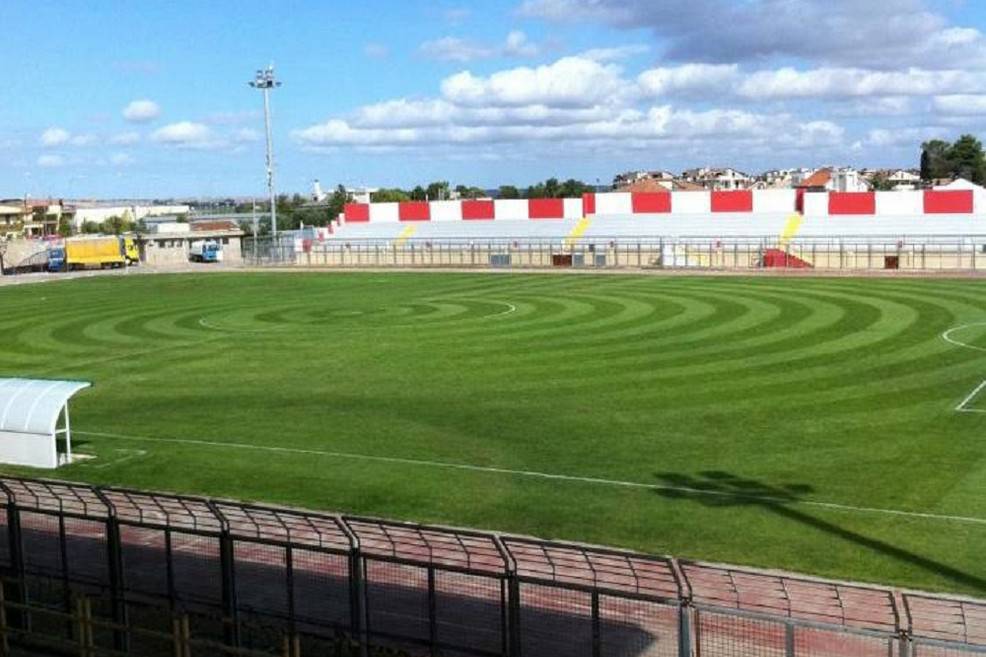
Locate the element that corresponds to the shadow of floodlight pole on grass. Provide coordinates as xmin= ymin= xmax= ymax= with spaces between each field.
xmin=654 ymin=471 xmax=986 ymax=592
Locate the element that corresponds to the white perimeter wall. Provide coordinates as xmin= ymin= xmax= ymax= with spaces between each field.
xmin=802 ymin=193 xmax=828 ymax=217
xmin=430 ymin=201 xmax=461 ymax=222
xmin=368 ymin=202 xmax=399 ymax=223
xmin=671 ymin=192 xmax=711 ymax=213
xmin=594 ymin=193 xmax=632 ymax=215
xmin=564 ymin=198 xmax=584 ymax=218
xmin=876 ymin=191 xmax=922 ymax=215
xmin=494 ymin=199 xmax=529 ymax=220
xmin=753 ymin=190 xmax=797 ymax=214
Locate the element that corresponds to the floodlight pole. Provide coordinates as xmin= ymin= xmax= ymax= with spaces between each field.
xmin=249 ymin=65 xmax=281 ymax=238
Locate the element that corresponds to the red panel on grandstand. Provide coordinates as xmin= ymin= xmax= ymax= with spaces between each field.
xmin=762 ymin=249 xmax=812 ymax=268
xmin=462 ymin=200 xmax=495 ymax=220
xmin=711 ymin=190 xmax=753 ymax=212
xmin=398 ymin=201 xmax=431 ymax=221
xmin=344 ymin=203 xmax=370 ymax=222
xmin=924 ymin=190 xmax=974 ymax=214
xmin=829 ymin=192 xmax=875 ymax=215
xmin=631 ymin=192 xmax=671 ymax=213
xmin=582 ymin=192 xmax=596 ymax=216
xmin=528 ymin=198 xmax=565 ymax=219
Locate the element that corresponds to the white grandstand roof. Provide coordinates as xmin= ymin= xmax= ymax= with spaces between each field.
xmin=0 ymin=378 xmax=91 ymax=436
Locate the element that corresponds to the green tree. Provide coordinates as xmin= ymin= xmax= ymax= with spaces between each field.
xmin=921 ymin=139 xmax=953 ymax=180
xmin=102 ymin=215 xmax=133 ymax=235
xmin=56 ymin=217 xmax=73 ymax=238
xmin=81 ymin=221 xmax=101 ymax=234
xmin=327 ymin=185 xmax=348 ymax=220
xmin=559 ymin=178 xmax=593 ymax=197
xmin=869 ymin=173 xmax=895 ymax=191
xmin=371 ymin=188 xmax=410 ymax=202
xmin=948 ymin=134 xmax=986 ymax=184
xmin=426 ymin=181 xmax=450 ymax=201
xmin=497 ymin=185 xmax=520 ymax=199
xmin=410 ymin=186 xmax=427 ymax=201
xmin=543 ymin=177 xmax=560 ymax=198
xmin=454 ymin=185 xmax=486 ymax=199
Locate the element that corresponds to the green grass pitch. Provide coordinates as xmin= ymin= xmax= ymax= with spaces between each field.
xmin=2 ymin=272 xmax=986 ymax=595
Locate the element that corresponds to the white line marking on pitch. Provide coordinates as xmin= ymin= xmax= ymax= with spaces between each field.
xmin=956 ymin=379 xmax=986 ymax=413
xmin=75 ymin=430 xmax=986 ymax=526
xmin=483 ymin=302 xmax=517 ymax=318
xmin=942 ymin=322 xmax=986 ymax=412
xmin=942 ymin=322 xmax=986 ymax=353
xmin=79 ymin=448 xmax=148 ymax=469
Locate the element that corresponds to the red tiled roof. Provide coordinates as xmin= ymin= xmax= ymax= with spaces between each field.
xmin=618 ymin=178 xmax=672 ymax=193
xmin=798 ymin=168 xmax=831 ymax=188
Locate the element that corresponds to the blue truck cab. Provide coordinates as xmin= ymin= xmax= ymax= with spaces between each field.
xmin=48 ymin=247 xmax=66 ymax=272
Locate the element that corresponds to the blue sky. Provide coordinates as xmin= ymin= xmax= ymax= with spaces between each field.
xmin=4 ymin=0 xmax=986 ymax=198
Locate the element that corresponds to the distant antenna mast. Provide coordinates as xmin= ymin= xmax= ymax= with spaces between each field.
xmin=249 ymin=64 xmax=281 ymax=237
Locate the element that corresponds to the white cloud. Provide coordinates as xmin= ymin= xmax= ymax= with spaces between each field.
xmin=865 ymin=126 xmax=946 ymax=147
xmin=110 ymin=152 xmax=135 ymax=166
xmin=638 ymin=64 xmax=739 ymax=97
xmin=420 ymin=37 xmax=494 ymax=62
xmin=122 ymin=99 xmax=161 ymax=122
xmin=503 ymin=31 xmax=539 ymax=58
xmin=519 ymin=0 xmax=986 ymax=70
xmin=440 ymin=56 xmax=627 ymax=107
xmin=110 ymin=131 xmax=141 ymax=145
xmin=579 ymin=44 xmax=650 ymax=62
xmin=234 ymin=128 xmax=261 ymax=142
xmin=292 ymin=51 xmax=852 ymax=158
xmin=737 ymin=67 xmax=986 ymax=99
xmin=932 ymin=95 xmax=986 ymax=115
xmin=420 ymin=30 xmax=544 ymax=62
xmin=150 ymin=121 xmax=218 ymax=148
xmin=69 ymin=133 xmax=97 ymax=147
xmin=37 ymin=154 xmax=65 ymax=167
xmin=40 ymin=127 xmax=71 ymax=147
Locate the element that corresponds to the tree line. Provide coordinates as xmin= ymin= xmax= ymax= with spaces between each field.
xmin=921 ymin=134 xmax=986 ymax=184
xmin=249 ymin=178 xmax=597 ymax=232
xmin=369 ymin=178 xmax=595 ymax=203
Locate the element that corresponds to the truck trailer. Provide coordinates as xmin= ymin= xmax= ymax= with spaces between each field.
xmin=52 ymin=237 xmax=139 ymax=271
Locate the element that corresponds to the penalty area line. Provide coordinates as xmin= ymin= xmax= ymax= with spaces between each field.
xmin=74 ymin=430 xmax=986 ymax=526
xmin=956 ymin=379 xmax=986 ymax=413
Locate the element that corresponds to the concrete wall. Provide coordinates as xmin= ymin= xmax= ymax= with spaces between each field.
xmin=141 ymin=234 xmax=242 ymax=266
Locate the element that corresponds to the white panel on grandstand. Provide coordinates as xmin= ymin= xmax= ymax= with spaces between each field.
xmin=329 ymin=214 xmax=986 ymax=242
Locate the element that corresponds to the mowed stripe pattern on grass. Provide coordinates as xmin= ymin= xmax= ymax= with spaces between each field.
xmin=1 ymin=272 xmax=985 ymax=595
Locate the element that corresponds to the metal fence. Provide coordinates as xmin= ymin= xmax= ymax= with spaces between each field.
xmin=243 ymin=235 xmax=986 ymax=272
xmin=0 ymin=476 xmax=982 ymax=657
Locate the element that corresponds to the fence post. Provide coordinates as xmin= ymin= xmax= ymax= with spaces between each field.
xmin=591 ymin=591 xmax=601 ymax=657
xmin=785 ymin=622 xmax=795 ymax=657
xmin=678 ymin=604 xmax=692 ymax=657
xmin=218 ymin=528 xmax=239 ymax=648
xmin=106 ymin=516 xmax=128 ymax=651
xmin=347 ymin=548 xmax=368 ymax=657
xmin=95 ymin=488 xmax=129 ymax=652
xmin=507 ymin=576 xmax=521 ymax=657
xmin=4 ymin=499 xmax=27 ymax=634
xmin=0 ymin=574 xmax=8 ymax=655
xmin=428 ymin=567 xmax=438 ymax=656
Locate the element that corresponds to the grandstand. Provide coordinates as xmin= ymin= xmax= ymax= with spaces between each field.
xmin=259 ymin=188 xmax=986 ymax=271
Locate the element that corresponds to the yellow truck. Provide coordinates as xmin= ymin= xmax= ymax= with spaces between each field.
xmin=63 ymin=237 xmax=139 ymax=270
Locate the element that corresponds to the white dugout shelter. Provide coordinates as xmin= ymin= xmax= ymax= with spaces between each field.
xmin=0 ymin=378 xmax=91 ymax=469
